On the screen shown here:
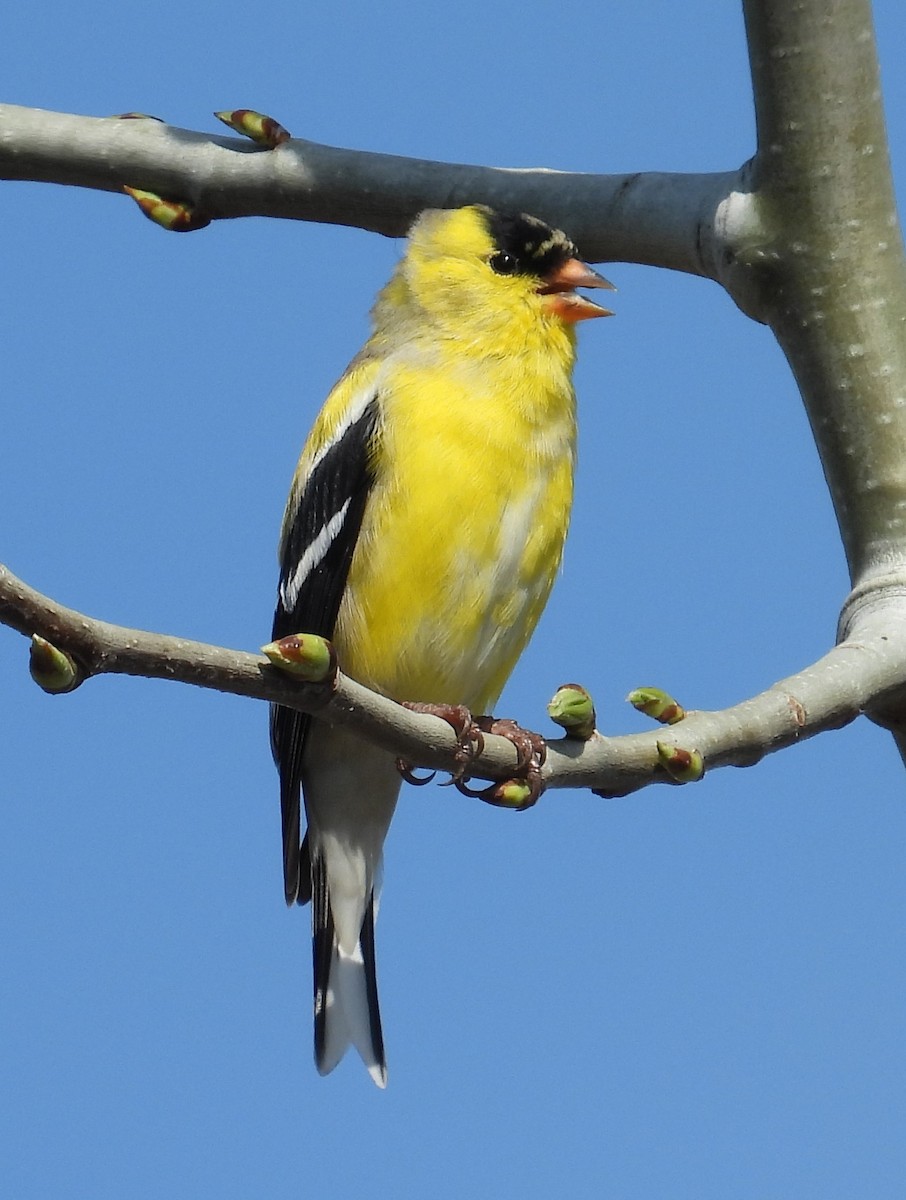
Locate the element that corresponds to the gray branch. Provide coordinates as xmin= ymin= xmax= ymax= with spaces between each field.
xmin=0 ymin=102 xmax=740 ymax=281
xmin=743 ymin=0 xmax=906 ymax=595
xmin=2 ymin=562 xmax=903 ymax=798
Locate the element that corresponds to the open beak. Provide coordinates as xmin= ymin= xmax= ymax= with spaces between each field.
xmin=538 ymin=258 xmax=615 ymax=322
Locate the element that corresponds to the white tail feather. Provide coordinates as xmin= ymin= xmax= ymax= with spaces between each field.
xmin=319 ymin=939 xmax=387 ymax=1088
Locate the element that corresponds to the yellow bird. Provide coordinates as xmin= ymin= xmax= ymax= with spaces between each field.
xmin=271 ymin=205 xmax=612 ymax=1086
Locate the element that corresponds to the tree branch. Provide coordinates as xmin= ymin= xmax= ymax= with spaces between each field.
xmin=0 ymin=102 xmax=741 ymax=281
xmin=742 ymin=0 xmax=906 ymax=597
xmin=3 ymin=562 xmax=902 ymax=799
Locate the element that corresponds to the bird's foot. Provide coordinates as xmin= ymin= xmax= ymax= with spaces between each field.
xmin=455 ymin=717 xmax=547 ymax=810
xmin=396 ymin=702 xmax=485 ymax=785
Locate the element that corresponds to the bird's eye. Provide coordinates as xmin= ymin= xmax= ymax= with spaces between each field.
xmin=489 ymin=251 xmax=519 ymax=276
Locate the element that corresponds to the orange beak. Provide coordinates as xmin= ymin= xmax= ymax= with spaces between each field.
xmin=538 ymin=258 xmax=615 ymax=322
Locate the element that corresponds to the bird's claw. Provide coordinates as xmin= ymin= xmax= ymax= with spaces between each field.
xmin=396 ymin=760 xmax=436 ymax=786
xmin=477 ymin=717 xmax=547 ymax=774
xmin=454 ymin=716 xmax=547 ymax=811
xmin=397 ymin=702 xmax=485 ymax=785
xmin=395 ymin=706 xmax=547 ymax=809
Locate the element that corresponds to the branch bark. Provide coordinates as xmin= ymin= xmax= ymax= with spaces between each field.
xmin=742 ymin=0 xmax=906 ymax=594
xmin=3 ymin=562 xmax=903 ymax=799
xmin=0 ymin=102 xmax=742 ymax=284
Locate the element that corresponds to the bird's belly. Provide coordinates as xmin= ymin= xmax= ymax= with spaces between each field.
xmin=334 ymin=437 xmax=573 ymax=713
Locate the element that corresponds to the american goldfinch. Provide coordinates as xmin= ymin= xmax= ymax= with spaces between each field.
xmin=271 ymin=204 xmax=612 ymax=1086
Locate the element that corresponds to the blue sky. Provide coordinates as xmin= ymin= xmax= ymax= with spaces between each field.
xmin=3 ymin=3 xmax=906 ymax=1197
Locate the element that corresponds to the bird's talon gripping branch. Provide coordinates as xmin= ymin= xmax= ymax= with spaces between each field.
xmin=122 ymin=186 xmax=212 ymax=232
xmin=214 ymin=109 xmax=292 ymax=147
xmin=628 ymin=686 xmax=686 ymax=725
xmin=453 ymin=716 xmax=547 ymax=808
xmin=395 ymin=761 xmax=437 ymax=786
xmin=261 ymin=633 xmax=338 ymax=685
xmin=454 ymin=774 xmax=539 ymax=810
xmin=476 ymin=716 xmax=547 ymax=773
xmin=398 ymin=701 xmax=484 ymax=783
xmin=28 ymin=634 xmax=81 ymax=694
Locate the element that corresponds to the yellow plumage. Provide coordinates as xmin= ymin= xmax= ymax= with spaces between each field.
xmin=337 ymin=354 xmax=573 ymax=710
xmin=272 ymin=204 xmax=611 ymax=1086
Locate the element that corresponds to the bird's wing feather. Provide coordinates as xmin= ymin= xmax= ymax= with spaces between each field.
xmin=270 ymin=377 xmax=381 ymax=904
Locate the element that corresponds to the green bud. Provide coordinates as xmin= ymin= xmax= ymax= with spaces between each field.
xmin=261 ymin=633 xmax=336 ymax=683
xmin=628 ymin=686 xmax=686 ymax=725
xmin=214 ymin=109 xmax=291 ymax=147
xmin=122 ymin=186 xmax=211 ymax=232
xmin=547 ymin=682 xmax=597 ymax=740
xmin=493 ymin=779 xmax=535 ymax=809
xmin=29 ymin=635 xmax=80 ymax=693
xmin=656 ymin=740 xmax=704 ymax=784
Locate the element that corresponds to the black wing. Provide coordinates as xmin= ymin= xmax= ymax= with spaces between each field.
xmin=270 ymin=395 xmax=380 ymax=905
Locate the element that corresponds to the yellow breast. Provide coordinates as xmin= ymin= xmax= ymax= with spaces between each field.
xmin=334 ymin=348 xmax=576 ymax=713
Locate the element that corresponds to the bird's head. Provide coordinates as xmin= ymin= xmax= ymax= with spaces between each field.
xmin=388 ymin=205 xmax=613 ymax=347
